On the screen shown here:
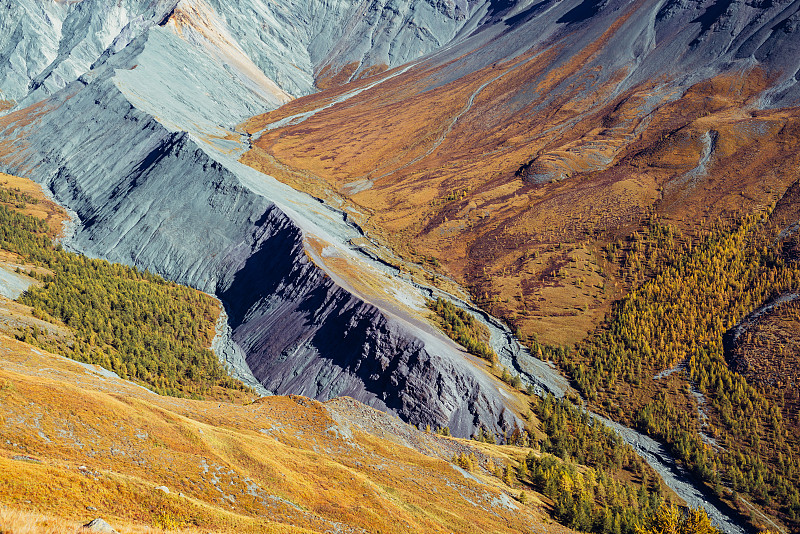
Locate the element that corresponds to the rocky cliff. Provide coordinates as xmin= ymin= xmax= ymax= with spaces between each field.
xmin=0 ymin=0 xmax=479 ymax=108
xmin=0 ymin=0 xmax=521 ymax=436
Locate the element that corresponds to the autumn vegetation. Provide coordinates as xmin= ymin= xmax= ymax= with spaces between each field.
xmin=547 ymin=214 xmax=800 ymax=530
xmin=1 ymin=336 xmax=569 ymax=534
xmin=523 ymin=393 xmax=669 ymax=534
xmin=0 ymin=187 xmax=248 ymax=399
xmin=0 ymin=175 xmax=789 ymax=531
xmin=239 ymin=41 xmax=800 ymax=533
xmin=428 ymin=207 xmax=800 ymax=532
xmin=727 ymin=298 xmax=800 ymax=397
xmin=427 ymin=297 xmax=498 ymax=363
xmin=635 ymin=503 xmax=720 ymax=534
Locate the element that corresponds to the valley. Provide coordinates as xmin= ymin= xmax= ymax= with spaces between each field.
xmin=1 ymin=0 xmax=800 ymax=532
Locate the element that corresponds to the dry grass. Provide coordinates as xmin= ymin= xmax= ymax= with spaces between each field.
xmin=0 ymin=505 xmax=263 ymax=534
xmin=0 ymin=506 xmax=81 ymax=534
xmin=315 ymin=61 xmax=361 ymax=90
xmin=0 ymin=172 xmax=70 ymax=238
xmin=0 ymin=334 xmax=574 ymax=534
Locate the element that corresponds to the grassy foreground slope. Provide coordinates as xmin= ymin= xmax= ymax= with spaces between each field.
xmin=0 ymin=335 xmax=576 ymax=534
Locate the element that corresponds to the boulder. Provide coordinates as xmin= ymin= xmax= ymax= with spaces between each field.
xmin=81 ymin=518 xmax=119 ymax=533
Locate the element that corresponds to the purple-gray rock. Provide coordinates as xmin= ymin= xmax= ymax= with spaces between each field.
xmin=81 ymin=518 xmax=119 ymax=533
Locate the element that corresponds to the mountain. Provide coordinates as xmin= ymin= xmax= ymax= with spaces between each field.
xmin=0 ymin=0 xmax=533 ymax=438
xmin=1 ymin=0 xmax=800 ymax=532
xmin=0 ymin=332 xmax=568 ymax=534
xmin=239 ymin=2 xmax=800 ymax=529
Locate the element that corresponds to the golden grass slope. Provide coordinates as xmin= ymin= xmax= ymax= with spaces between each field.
xmin=0 ymin=172 xmax=68 ymax=239
xmin=0 ymin=334 xmax=574 ymax=534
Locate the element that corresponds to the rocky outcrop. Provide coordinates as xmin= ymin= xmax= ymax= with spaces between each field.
xmin=81 ymin=518 xmax=119 ymax=533
xmin=0 ymin=265 xmax=35 ymax=300
xmin=223 ymin=225 xmax=515 ymax=433
xmin=0 ymin=0 xmax=179 ymax=107
xmin=474 ymin=0 xmax=800 ymax=108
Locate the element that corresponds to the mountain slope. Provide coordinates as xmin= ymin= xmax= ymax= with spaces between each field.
xmin=0 ymin=0 xmax=478 ymax=108
xmin=0 ymin=175 xmax=678 ymax=534
xmin=1 ymin=0 xmax=799 ymax=531
xmin=0 ymin=0 xmax=527 ymax=437
xmin=242 ymin=0 xmax=800 ymax=346
xmin=0 ymin=336 xmax=570 ymax=534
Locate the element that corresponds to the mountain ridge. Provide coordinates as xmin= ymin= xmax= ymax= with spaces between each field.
xmin=0 ymin=4 xmax=528 ymax=437
xmin=1 ymin=0 xmax=800 ymax=531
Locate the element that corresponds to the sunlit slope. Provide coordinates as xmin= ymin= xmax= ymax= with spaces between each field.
xmin=0 ymin=335 xmax=573 ymax=534
xmin=0 ymin=172 xmax=560 ymax=532
xmin=0 ymin=172 xmax=666 ymax=534
xmin=242 ymin=0 xmax=800 ymax=346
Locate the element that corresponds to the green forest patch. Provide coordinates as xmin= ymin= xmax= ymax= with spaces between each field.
xmin=0 ymin=182 xmax=249 ymax=400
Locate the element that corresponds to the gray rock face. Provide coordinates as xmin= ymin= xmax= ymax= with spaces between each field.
xmin=0 ymin=0 xmax=178 ymax=107
xmin=461 ymin=0 xmax=800 ymax=108
xmin=0 ymin=265 xmax=34 ymax=300
xmin=212 ymin=307 xmax=271 ymax=396
xmin=202 ymin=0 xmax=476 ymax=94
xmin=0 ymin=0 xmax=479 ymax=109
xmin=222 ymin=226 xmax=515 ymax=433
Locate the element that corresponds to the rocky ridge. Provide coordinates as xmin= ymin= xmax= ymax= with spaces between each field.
xmin=0 ymin=0 xmax=478 ymax=108
xmin=0 ymin=0 xmax=524 ymax=436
